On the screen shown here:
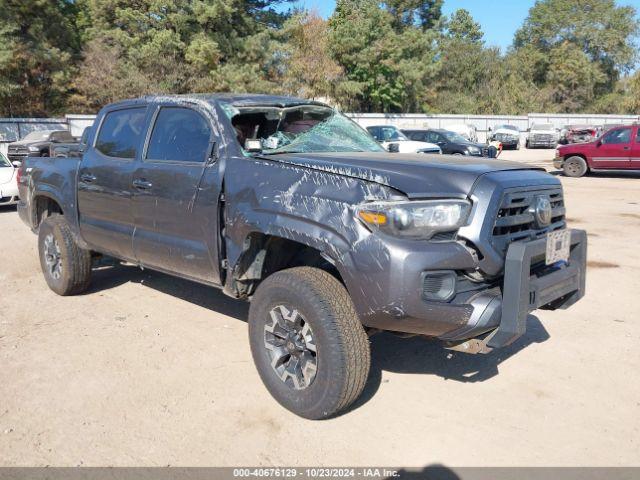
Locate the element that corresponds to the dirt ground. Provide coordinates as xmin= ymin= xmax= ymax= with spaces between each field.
xmin=1 ymin=147 xmax=639 ymax=467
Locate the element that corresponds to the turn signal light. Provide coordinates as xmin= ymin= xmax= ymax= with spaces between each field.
xmin=358 ymin=211 xmax=387 ymax=226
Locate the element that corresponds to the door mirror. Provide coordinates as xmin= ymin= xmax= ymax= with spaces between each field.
xmin=11 ymin=160 xmax=21 ymax=168
xmin=596 ymin=140 xmax=602 ymax=147
xmin=387 ymin=143 xmax=400 ymax=153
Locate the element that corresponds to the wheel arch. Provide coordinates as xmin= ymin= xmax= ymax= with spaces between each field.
xmin=32 ymin=192 xmax=64 ymax=228
xmin=224 ymin=231 xmax=348 ymax=299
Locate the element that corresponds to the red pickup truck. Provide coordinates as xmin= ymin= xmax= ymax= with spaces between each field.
xmin=554 ymin=124 xmax=640 ymax=177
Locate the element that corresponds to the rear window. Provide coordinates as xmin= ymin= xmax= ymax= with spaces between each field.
xmin=146 ymin=107 xmax=211 ymax=162
xmin=51 ymin=131 xmax=74 ymax=142
xmin=96 ymin=108 xmax=147 ymax=158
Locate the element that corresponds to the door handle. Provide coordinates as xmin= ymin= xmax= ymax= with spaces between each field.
xmin=132 ymin=178 xmax=153 ymax=190
xmin=80 ymin=173 xmax=96 ymax=183
xmin=623 ymin=146 xmax=631 ymax=150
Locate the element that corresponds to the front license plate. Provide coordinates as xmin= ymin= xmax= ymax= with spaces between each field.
xmin=546 ymin=229 xmax=571 ymax=265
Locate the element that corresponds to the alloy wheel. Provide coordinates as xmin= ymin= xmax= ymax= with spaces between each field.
xmin=264 ymin=305 xmax=317 ymax=390
xmin=43 ymin=233 xmax=63 ymax=280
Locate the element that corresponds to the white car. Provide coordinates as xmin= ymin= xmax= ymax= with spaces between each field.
xmin=366 ymin=125 xmax=441 ymax=154
xmin=0 ymin=152 xmax=19 ymax=206
xmin=526 ymin=123 xmax=559 ymax=149
xmin=444 ymin=123 xmax=478 ymax=143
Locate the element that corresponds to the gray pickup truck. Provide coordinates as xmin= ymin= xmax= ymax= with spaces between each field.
xmin=17 ymin=94 xmax=587 ymax=419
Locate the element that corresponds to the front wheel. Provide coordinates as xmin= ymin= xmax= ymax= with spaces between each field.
xmin=248 ymin=267 xmax=370 ymax=419
xmin=38 ymin=215 xmax=92 ymax=295
xmin=563 ymin=156 xmax=588 ymax=178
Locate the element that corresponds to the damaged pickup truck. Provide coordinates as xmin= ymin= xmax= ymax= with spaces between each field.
xmin=17 ymin=94 xmax=587 ymax=419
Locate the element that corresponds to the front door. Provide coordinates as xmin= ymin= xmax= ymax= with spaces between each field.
xmin=629 ymin=127 xmax=640 ymax=169
xmin=132 ymin=105 xmax=223 ymax=285
xmin=591 ymin=126 xmax=632 ymax=169
xmin=78 ymin=106 xmax=148 ymax=261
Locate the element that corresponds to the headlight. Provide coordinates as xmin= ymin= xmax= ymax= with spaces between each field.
xmin=28 ymin=146 xmax=39 ymax=152
xmin=467 ymin=146 xmax=481 ymax=154
xmin=356 ymin=199 xmax=471 ymax=239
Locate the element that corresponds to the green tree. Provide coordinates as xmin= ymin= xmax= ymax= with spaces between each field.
xmin=278 ymin=12 xmax=343 ymax=100
xmin=0 ymin=0 xmax=85 ymax=116
xmin=446 ymin=8 xmax=482 ymax=43
xmin=544 ymin=42 xmax=607 ymax=112
xmin=383 ymin=0 xmax=443 ymax=30
xmin=71 ymin=0 xmax=293 ymax=111
xmin=328 ymin=0 xmax=439 ymax=112
xmin=432 ymin=9 xmax=488 ymax=113
xmin=515 ymin=0 xmax=638 ymax=88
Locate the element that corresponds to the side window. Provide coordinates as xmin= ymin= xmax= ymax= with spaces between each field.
xmin=51 ymin=131 xmax=73 ymax=142
xmin=425 ymin=132 xmax=439 ymax=143
xmin=146 ymin=107 xmax=211 ymax=162
xmin=95 ymin=107 xmax=147 ymax=159
xmin=636 ymin=128 xmax=640 ymax=143
xmin=602 ymin=128 xmax=631 ymax=145
xmin=367 ymin=127 xmax=380 ymax=141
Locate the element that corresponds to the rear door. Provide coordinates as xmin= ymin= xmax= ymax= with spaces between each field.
xmin=591 ymin=126 xmax=632 ymax=169
xmin=406 ymin=131 xmax=428 ymax=142
xmin=78 ymin=106 xmax=148 ymax=260
xmin=131 ymin=104 xmax=223 ymax=284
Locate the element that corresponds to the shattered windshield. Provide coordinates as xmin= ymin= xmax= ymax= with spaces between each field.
xmin=222 ymin=103 xmax=384 ymax=155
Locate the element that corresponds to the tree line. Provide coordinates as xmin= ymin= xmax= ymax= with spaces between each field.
xmin=0 ymin=0 xmax=638 ymax=117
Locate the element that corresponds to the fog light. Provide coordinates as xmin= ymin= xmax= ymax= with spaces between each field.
xmin=421 ymin=271 xmax=456 ymax=302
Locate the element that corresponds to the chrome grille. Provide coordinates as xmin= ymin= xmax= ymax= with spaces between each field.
xmin=533 ymin=133 xmax=554 ymax=142
xmin=491 ymin=187 xmax=566 ymax=253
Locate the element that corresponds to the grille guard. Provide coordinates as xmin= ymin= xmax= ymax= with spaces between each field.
xmin=487 ymin=228 xmax=587 ymax=349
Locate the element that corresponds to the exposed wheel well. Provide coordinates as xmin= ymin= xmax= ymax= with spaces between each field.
xmin=228 ymin=233 xmax=344 ymax=298
xmin=34 ymin=196 xmax=63 ymax=227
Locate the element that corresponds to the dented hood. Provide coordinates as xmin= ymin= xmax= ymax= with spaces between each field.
xmin=260 ymin=152 xmax=542 ymax=198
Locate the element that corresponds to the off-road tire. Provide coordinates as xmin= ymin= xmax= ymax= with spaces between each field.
xmin=563 ymin=156 xmax=588 ymax=178
xmin=248 ymin=267 xmax=370 ymax=419
xmin=38 ymin=215 xmax=92 ymax=295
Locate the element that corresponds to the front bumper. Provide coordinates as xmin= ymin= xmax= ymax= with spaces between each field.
xmin=528 ymin=139 xmax=557 ymax=148
xmin=353 ymin=229 xmax=586 ymax=351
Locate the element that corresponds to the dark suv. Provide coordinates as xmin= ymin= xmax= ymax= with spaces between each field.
xmin=402 ymin=128 xmax=489 ymax=156
xmin=7 ymin=130 xmax=76 ymax=163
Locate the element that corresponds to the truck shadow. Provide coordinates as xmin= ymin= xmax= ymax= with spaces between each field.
xmin=88 ymin=261 xmax=249 ymax=321
xmin=0 ymin=205 xmax=17 ymax=213
xmin=347 ymin=314 xmax=549 ymax=414
xmin=88 ymin=261 xmax=549 ymax=414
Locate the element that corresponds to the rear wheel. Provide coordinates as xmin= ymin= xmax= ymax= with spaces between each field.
xmin=38 ymin=215 xmax=92 ymax=295
xmin=563 ymin=156 xmax=588 ymax=178
xmin=248 ymin=267 xmax=370 ymax=419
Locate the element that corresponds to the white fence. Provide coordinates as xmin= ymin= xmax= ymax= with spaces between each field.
xmin=2 ymin=112 xmax=639 ymax=156
xmin=348 ymin=113 xmax=640 ymax=143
